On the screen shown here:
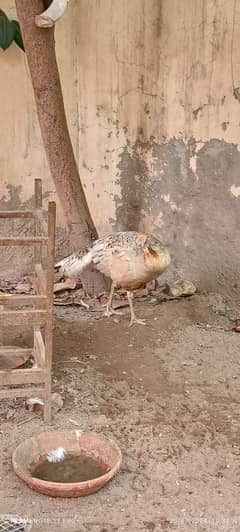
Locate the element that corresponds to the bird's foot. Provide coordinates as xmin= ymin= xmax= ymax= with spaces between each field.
xmin=104 ymin=306 xmax=123 ymax=317
xmin=128 ymin=316 xmax=146 ymax=327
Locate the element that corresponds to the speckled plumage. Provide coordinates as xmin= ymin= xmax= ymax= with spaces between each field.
xmin=56 ymin=231 xmax=171 ymax=325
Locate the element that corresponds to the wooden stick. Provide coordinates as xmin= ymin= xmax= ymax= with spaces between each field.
xmin=34 ymin=179 xmax=43 ymax=209
xmin=34 ymin=179 xmax=43 ymax=263
xmin=0 ymin=237 xmax=47 ymax=245
xmin=17 ymin=415 xmax=37 ymax=426
xmin=44 ymin=201 xmax=56 ymax=423
xmin=33 ymin=327 xmax=45 ymax=368
xmin=0 ymin=211 xmax=34 ymax=219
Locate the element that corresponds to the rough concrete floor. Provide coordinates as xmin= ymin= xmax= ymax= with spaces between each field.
xmin=0 ymin=292 xmax=240 ymax=532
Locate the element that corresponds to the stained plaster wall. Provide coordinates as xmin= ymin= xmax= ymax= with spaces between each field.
xmin=0 ymin=0 xmax=240 ymax=296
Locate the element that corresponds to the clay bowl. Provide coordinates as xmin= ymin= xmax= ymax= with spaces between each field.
xmin=12 ymin=430 xmax=122 ymax=498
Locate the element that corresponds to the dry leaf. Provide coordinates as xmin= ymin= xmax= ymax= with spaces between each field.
xmin=15 ymin=282 xmax=31 ymax=293
xmin=54 ymin=278 xmax=76 ymax=293
xmin=234 ymin=319 xmax=240 ymax=332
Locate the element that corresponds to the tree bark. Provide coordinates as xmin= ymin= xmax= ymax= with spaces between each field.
xmin=15 ymin=0 xmax=107 ymax=295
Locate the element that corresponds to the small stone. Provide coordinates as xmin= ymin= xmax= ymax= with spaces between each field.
xmin=207 ymin=293 xmax=227 ymax=315
xmin=25 ymin=397 xmax=44 ymax=412
xmin=25 ymin=392 xmax=64 ymax=416
xmin=51 ymin=392 xmax=64 ymax=411
xmin=168 ymin=279 xmax=197 ymax=298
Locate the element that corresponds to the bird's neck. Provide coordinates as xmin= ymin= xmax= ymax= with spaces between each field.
xmin=144 ymin=248 xmax=170 ymax=273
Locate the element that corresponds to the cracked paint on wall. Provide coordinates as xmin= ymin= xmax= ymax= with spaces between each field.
xmin=114 ymin=138 xmax=240 ymax=295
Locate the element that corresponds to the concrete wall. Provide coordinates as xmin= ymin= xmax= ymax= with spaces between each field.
xmin=0 ymin=0 xmax=240 ymax=296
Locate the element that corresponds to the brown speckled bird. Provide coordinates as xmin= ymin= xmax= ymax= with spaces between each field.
xmin=55 ymin=231 xmax=171 ymax=326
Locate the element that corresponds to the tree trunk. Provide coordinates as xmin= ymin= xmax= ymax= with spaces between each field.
xmin=15 ymin=0 xmax=107 ymax=295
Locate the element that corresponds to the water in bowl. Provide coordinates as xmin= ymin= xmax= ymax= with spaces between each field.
xmin=31 ymin=453 xmax=108 ymax=483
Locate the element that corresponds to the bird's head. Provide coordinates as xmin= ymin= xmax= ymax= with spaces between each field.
xmin=138 ymin=233 xmax=171 ymax=272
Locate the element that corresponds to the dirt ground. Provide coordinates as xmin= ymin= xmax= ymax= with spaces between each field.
xmin=1 ymin=291 xmax=240 ymax=532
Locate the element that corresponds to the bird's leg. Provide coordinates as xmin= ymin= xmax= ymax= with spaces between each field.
xmin=104 ymin=282 xmax=123 ymax=316
xmin=127 ymin=291 xmax=146 ymax=326
xmin=105 ymin=282 xmax=115 ymax=315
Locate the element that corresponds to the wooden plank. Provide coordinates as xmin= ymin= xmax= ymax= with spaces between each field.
xmin=0 ymin=294 xmax=47 ymax=306
xmin=46 ymin=202 xmax=56 ymax=304
xmin=0 ymin=210 xmax=34 ymax=219
xmin=0 ymin=309 xmax=48 ymax=326
xmin=0 ymin=347 xmax=32 ymax=355
xmin=0 ymin=181 xmax=54 ymax=422
xmin=35 ymin=210 xmax=48 ymax=236
xmin=0 ymin=368 xmax=47 ymax=386
xmin=34 ymin=179 xmax=43 ymax=263
xmin=34 ymin=264 xmax=47 ymax=295
xmin=34 ymin=179 xmax=43 ymax=208
xmin=0 ymin=237 xmax=47 ymax=246
xmin=33 ymin=327 xmax=45 ymax=368
xmin=0 ymin=386 xmax=45 ymax=399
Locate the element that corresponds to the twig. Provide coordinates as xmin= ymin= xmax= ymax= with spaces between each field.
xmin=17 ymin=415 xmax=37 ymax=426
xmin=54 ymin=299 xmax=90 ymax=309
xmin=54 ymin=360 xmax=85 ymax=365
xmin=69 ymin=418 xmax=80 ymax=426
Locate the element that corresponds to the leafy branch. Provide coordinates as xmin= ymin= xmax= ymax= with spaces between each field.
xmin=0 ymin=9 xmax=24 ymax=51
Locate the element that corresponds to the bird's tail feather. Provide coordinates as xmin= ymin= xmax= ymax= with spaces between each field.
xmin=55 ymin=250 xmax=92 ymax=276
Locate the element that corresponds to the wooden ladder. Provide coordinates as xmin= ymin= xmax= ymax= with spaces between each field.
xmin=0 ymin=179 xmax=56 ymax=423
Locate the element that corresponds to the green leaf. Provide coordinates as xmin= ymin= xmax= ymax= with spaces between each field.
xmin=11 ymin=20 xmax=24 ymax=51
xmin=0 ymin=9 xmax=15 ymax=50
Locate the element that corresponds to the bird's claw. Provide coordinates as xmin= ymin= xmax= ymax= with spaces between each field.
xmin=128 ymin=317 xmax=146 ymax=327
xmin=104 ymin=307 xmax=123 ymax=317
